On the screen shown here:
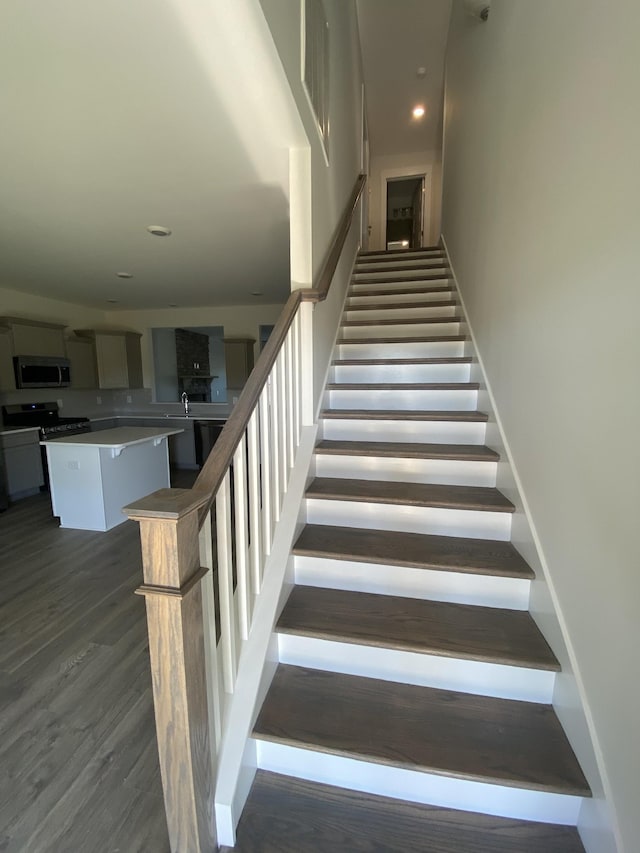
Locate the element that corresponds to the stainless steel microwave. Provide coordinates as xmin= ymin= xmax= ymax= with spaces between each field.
xmin=13 ymin=355 xmax=71 ymax=389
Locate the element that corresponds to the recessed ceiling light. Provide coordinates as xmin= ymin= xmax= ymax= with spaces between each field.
xmin=146 ymin=225 xmax=172 ymax=237
xmin=116 ymin=271 xmax=133 ymax=279
xmin=169 ymin=303 xmax=178 ymax=308
xmin=412 ymin=105 xmax=425 ymax=119
xmin=416 ymin=67 xmax=427 ymax=78
xmin=251 ymin=291 xmax=263 ymax=296
xmin=107 ymin=299 xmax=119 ymax=304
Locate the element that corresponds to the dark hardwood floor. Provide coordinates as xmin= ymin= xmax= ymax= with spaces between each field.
xmin=0 ymin=469 xmax=196 ymax=852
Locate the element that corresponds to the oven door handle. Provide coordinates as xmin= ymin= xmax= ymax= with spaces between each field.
xmin=58 ymin=366 xmax=62 ymax=386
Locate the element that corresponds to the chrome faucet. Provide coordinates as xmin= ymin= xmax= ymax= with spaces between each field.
xmin=181 ymin=392 xmax=190 ymax=417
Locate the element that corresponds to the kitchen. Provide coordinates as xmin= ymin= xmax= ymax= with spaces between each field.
xmin=0 ymin=313 xmax=279 ymax=517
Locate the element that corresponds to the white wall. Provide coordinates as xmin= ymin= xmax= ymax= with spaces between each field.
xmin=0 ymin=285 xmax=108 ymax=330
xmin=442 ymin=3 xmax=640 ymax=851
xmin=259 ymin=0 xmax=364 ymax=283
xmin=369 ymin=151 xmax=442 ymax=250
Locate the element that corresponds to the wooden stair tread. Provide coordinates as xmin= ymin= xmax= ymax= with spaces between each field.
xmin=342 ymin=315 xmax=464 ymax=326
xmin=293 ymin=524 xmax=535 ymax=578
xmin=337 ymin=334 xmax=467 ymax=344
xmin=349 ymin=284 xmax=453 ymax=297
xmin=355 ymin=263 xmax=452 ymax=274
xmin=306 ymin=478 xmax=515 ymax=513
xmin=326 ymin=382 xmax=479 ymax=391
xmin=353 ymin=273 xmax=450 ymax=285
xmin=278 ymin=586 xmax=559 ymax=670
xmin=227 ymin=771 xmax=585 ymax=853
xmin=332 ymin=356 xmax=473 ymax=365
xmin=346 ymin=298 xmax=459 ymax=311
xmin=253 ymin=665 xmax=591 ymax=796
xmin=321 ymin=408 xmax=488 ymax=421
xmin=315 ymin=440 xmax=498 ymax=461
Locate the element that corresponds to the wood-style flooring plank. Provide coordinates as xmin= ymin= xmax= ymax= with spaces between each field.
xmin=225 ymin=771 xmax=585 ymax=853
xmin=293 ymin=524 xmax=535 ymax=578
xmin=277 ymin=585 xmax=559 ymax=670
xmin=0 ymin=489 xmax=175 ymax=852
xmin=253 ymin=665 xmax=590 ymax=795
xmin=306 ymin=477 xmax=516 ymax=513
xmin=314 ymin=439 xmax=499 ymax=462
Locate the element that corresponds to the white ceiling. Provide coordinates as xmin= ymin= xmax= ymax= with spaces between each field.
xmin=356 ymin=0 xmax=452 ymax=157
xmin=0 ymin=0 xmax=451 ymax=313
xmin=0 ymin=0 xmax=301 ymax=311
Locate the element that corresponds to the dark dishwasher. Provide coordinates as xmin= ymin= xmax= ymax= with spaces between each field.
xmin=194 ymin=419 xmax=225 ymax=467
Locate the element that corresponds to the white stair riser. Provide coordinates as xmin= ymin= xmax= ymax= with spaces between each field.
xmin=335 ymin=340 xmax=465 ymax=359
xmin=331 ymin=363 xmax=472 ymax=383
xmin=353 ymin=267 xmax=450 ymax=282
xmin=358 ymin=250 xmax=444 ymax=262
xmin=326 ymin=388 xmax=477 ymax=411
xmin=344 ymin=304 xmax=459 ymax=321
xmin=305 ymin=498 xmax=512 ymax=541
xmin=294 ymin=556 xmax=531 ymax=610
xmin=347 ymin=289 xmax=455 ymax=306
xmin=355 ymin=260 xmax=449 ymax=274
xmin=351 ymin=272 xmax=450 ymax=288
xmin=254 ymin=742 xmax=583 ymax=826
xmin=320 ymin=417 xmax=486 ymax=444
xmin=340 ymin=321 xmax=464 ymax=339
xmin=314 ymin=454 xmax=497 ymax=488
xmin=277 ymin=635 xmax=555 ymax=703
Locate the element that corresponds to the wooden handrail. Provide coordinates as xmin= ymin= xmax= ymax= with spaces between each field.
xmin=192 ymin=172 xmax=366 ymax=514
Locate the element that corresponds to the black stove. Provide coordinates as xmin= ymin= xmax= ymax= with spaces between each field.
xmin=2 ymin=402 xmax=91 ymax=439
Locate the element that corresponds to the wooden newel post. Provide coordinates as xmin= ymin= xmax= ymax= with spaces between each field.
xmin=124 ymin=487 xmax=216 ymax=853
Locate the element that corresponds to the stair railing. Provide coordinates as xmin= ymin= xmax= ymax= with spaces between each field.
xmin=124 ymin=172 xmax=366 ymax=853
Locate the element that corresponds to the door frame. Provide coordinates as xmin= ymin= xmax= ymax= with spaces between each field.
xmin=379 ymin=165 xmax=432 ymax=250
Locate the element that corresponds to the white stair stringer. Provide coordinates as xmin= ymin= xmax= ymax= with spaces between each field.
xmin=253 ymin=741 xmax=583 ymax=826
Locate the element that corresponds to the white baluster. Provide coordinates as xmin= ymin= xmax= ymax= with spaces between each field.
xmin=285 ymin=327 xmax=295 ymax=467
xmin=233 ymin=434 xmax=250 ymax=640
xmin=216 ymin=471 xmax=237 ymax=693
xmin=276 ymin=351 xmax=288 ymax=496
xmin=199 ymin=508 xmax=222 ymax=747
xmin=247 ymin=410 xmax=263 ymax=592
xmin=269 ymin=368 xmax=281 ymax=521
xmin=258 ymin=388 xmax=273 ymax=555
xmin=292 ymin=309 xmax=302 ymax=446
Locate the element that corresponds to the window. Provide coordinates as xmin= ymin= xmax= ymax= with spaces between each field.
xmin=302 ymin=0 xmax=329 ymax=160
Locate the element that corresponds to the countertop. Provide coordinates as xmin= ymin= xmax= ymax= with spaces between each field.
xmin=0 ymin=426 xmax=40 ymax=437
xmin=40 ymin=426 xmax=184 ymax=450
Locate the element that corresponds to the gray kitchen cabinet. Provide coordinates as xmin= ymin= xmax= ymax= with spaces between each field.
xmin=0 ymin=317 xmax=67 ymax=358
xmin=74 ymin=330 xmax=143 ymax=389
xmin=223 ymin=337 xmax=255 ymax=390
xmin=0 ymin=326 xmax=15 ymax=391
xmin=0 ymin=429 xmax=44 ymax=499
xmin=66 ymin=336 xmax=98 ymax=389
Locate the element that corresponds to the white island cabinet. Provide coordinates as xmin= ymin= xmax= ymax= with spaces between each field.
xmin=41 ymin=427 xmax=183 ymax=531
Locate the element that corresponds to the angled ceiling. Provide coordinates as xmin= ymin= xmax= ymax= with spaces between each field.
xmin=356 ymin=0 xmax=452 ymax=157
xmin=0 ymin=0 xmax=302 ymax=311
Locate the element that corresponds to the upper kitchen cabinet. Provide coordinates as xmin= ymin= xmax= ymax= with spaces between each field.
xmin=0 ymin=316 xmax=66 ymax=358
xmin=223 ymin=337 xmax=255 ymax=391
xmin=65 ymin=336 xmax=98 ymax=389
xmin=0 ymin=324 xmax=15 ymax=391
xmin=74 ymin=329 xmax=143 ymax=389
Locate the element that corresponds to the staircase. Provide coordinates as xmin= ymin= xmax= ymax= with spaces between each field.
xmin=229 ymin=247 xmax=590 ymax=851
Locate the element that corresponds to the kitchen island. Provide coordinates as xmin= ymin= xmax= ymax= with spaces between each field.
xmin=41 ymin=426 xmax=184 ymax=531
